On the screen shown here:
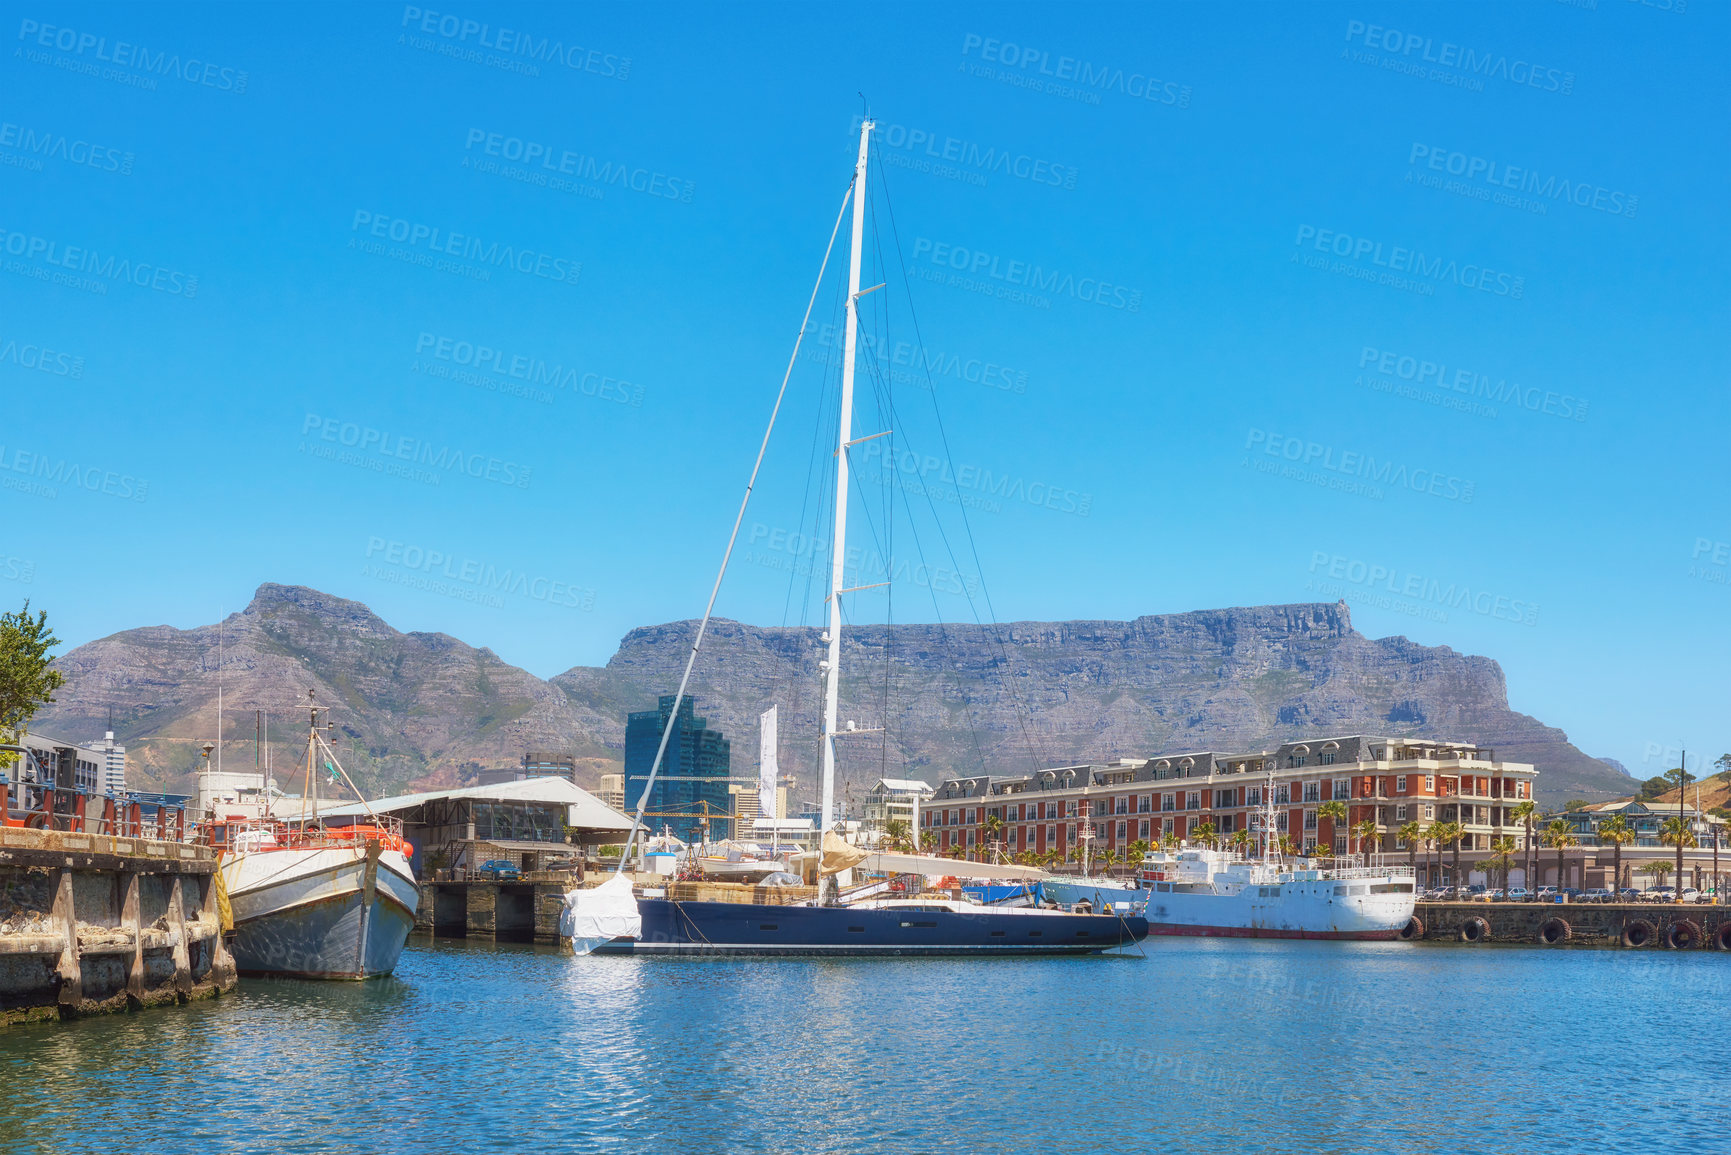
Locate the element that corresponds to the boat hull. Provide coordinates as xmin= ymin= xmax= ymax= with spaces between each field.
xmin=1043 ymin=876 xmax=1414 ymax=941
xmin=222 ymin=846 xmax=419 ymax=979
xmin=592 ymin=898 xmax=1148 ymax=956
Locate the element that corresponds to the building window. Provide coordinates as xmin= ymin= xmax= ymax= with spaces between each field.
xmin=1333 ymin=778 xmax=1351 ymax=800
xmin=1396 ymin=805 xmax=1408 ymax=821
xmin=1186 ymin=792 xmax=1200 ymax=810
xmin=1321 ymin=752 xmax=1335 ymax=765
xmin=1276 ymin=785 xmax=1290 ymax=804
xmin=1117 ymin=822 xmax=1127 ymax=840
xmin=1116 ymin=797 xmax=1128 ymax=815
xmin=1424 ymin=775 xmax=1434 ymax=792
xmin=1293 ymin=756 xmax=1307 ymax=768
xmin=1216 ymin=790 xmax=1235 ymax=808
xmin=1276 ymin=812 xmax=1288 ymax=833
xmin=1396 ymin=775 xmax=1407 ymax=793
xmin=1247 ymin=787 xmax=1261 ymax=806
xmin=1139 ymin=819 xmax=1150 ymax=839
xmin=1162 ymin=817 xmax=1174 ymax=835
xmin=1423 ymin=804 xmax=1434 ymax=820
xmin=1303 ymin=782 xmax=1320 ymax=803
xmin=966 ymin=830 xmax=975 ymax=845
xmin=1139 ymin=795 xmax=1152 ymax=813
xmin=1162 ymin=793 xmax=1175 ymax=812
xmin=1304 ymin=810 xmax=1318 ymax=831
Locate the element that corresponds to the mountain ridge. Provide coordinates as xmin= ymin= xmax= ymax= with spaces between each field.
xmin=34 ymin=583 xmax=1631 ymax=807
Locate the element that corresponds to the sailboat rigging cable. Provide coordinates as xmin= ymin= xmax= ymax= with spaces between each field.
xmin=616 ymin=181 xmax=857 ymax=873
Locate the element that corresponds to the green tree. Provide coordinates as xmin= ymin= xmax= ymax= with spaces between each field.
xmin=1484 ymin=836 xmax=1518 ymax=891
xmin=1192 ymin=821 xmax=1218 ymax=849
xmin=1127 ymin=838 xmax=1151 ymax=864
xmin=1318 ymin=800 xmax=1348 ymax=857
xmin=1276 ymin=834 xmax=1297 ymax=859
xmin=1638 ymin=775 xmax=1671 ymax=802
xmin=0 ymin=601 xmax=65 ymax=768
xmin=1160 ymin=831 xmax=1181 ymax=852
xmin=1230 ymin=828 xmax=1251 ymax=857
xmin=1100 ymin=847 xmax=1122 ymax=877
xmin=1352 ymin=818 xmax=1380 ymax=862
xmin=1510 ymin=800 xmax=1538 ymax=893
xmin=1599 ymin=815 xmax=1636 ymax=894
xmin=918 ymin=831 xmax=937 ymax=854
xmin=1398 ymin=821 xmax=1422 ymax=876
xmin=883 ymin=818 xmax=911 ymax=853
xmin=1639 ymin=860 xmax=1673 ymax=889
xmin=1432 ymin=821 xmax=1466 ymax=891
xmin=1542 ymin=818 xmax=1578 ymax=892
xmin=1660 ymin=816 xmax=1698 ymax=900
xmin=1715 ymin=753 xmax=1731 ymax=785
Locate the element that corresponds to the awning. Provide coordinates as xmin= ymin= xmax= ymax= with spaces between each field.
xmin=465 ymin=839 xmax=580 ymax=855
xmin=857 ymin=853 xmax=1046 ymax=881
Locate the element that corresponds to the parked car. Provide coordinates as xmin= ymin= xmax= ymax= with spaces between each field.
xmin=1536 ymin=886 xmax=1558 ymax=900
xmin=1422 ymin=887 xmax=1453 ymax=901
xmin=1504 ymin=887 xmax=1533 ymax=902
xmin=1680 ymin=888 xmax=1702 ymax=903
xmin=1618 ymin=888 xmax=1643 ymax=903
xmin=477 ymin=859 xmax=520 ymax=881
xmin=1481 ymin=888 xmax=1505 ymax=902
xmin=1644 ymin=886 xmax=1676 ymax=903
xmin=1557 ymin=888 xmax=1583 ymax=902
xmin=1581 ymin=888 xmax=1616 ymax=903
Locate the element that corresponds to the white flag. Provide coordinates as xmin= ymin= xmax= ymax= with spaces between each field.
xmin=758 ymin=705 xmax=778 ymax=821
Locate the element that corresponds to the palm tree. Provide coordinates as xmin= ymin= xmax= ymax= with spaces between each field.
xmin=1318 ymin=800 xmax=1348 ymax=858
xmin=1127 ymin=838 xmax=1151 ymax=864
xmin=1484 ymin=836 xmax=1518 ymax=891
xmin=1099 ymin=848 xmax=1122 ymax=877
xmin=883 ymin=819 xmax=911 ymax=853
xmin=982 ymin=814 xmax=1006 ymax=862
xmin=1398 ymin=821 xmax=1422 ymax=876
xmin=1541 ymin=818 xmax=1578 ymax=892
xmin=1435 ymin=821 xmax=1466 ymax=891
xmin=1511 ymin=800 xmax=1538 ymax=890
xmin=1352 ymin=818 xmax=1380 ymax=863
xmin=1192 ymin=821 xmax=1218 ymax=849
xmin=1276 ymin=834 xmax=1297 ymax=860
xmin=919 ymin=831 xmax=937 ymax=854
xmin=1599 ymin=815 xmax=1636 ymax=894
xmin=1230 ymin=829 xmax=1251 ymax=858
xmin=1660 ymin=816 xmax=1698 ymax=899
xmin=1014 ymin=850 xmax=1037 ymax=868
xmin=1639 ymin=860 xmax=1673 ymax=890
xmin=1422 ymin=821 xmax=1449 ymax=889
xmin=1160 ymin=831 xmax=1181 ymax=853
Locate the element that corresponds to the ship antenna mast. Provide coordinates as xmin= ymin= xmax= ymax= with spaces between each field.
xmin=818 ymin=114 xmax=875 ymax=835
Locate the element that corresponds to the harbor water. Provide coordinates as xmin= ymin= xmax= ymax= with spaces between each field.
xmin=2 ymin=935 xmax=1724 ymax=1154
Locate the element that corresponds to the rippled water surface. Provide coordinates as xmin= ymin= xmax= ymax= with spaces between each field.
xmin=1 ymin=935 xmax=1725 ymax=1154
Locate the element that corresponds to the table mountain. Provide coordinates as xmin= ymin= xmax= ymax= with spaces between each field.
xmin=35 ymin=584 xmax=1630 ymax=807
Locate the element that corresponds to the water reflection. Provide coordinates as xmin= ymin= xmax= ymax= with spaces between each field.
xmin=0 ymin=936 xmax=1724 ymax=1154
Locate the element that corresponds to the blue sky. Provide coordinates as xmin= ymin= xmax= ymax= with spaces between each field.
xmin=4 ymin=1 xmax=1725 ymax=777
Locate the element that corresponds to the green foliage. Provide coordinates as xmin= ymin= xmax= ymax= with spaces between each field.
xmin=1563 ymin=799 xmax=1590 ymax=812
xmin=0 ymin=601 xmax=65 ymax=765
xmin=1638 ymin=776 xmax=1671 ymax=801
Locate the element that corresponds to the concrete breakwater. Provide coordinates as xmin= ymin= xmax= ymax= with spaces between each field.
xmin=1413 ymin=901 xmax=1731 ymax=949
xmin=0 ymin=826 xmax=236 ymax=1026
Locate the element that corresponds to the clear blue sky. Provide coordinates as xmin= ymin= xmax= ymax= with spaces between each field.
xmin=5 ymin=1 xmax=1726 ymax=777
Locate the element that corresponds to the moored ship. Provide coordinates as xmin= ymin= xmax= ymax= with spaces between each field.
xmin=1043 ymin=848 xmax=1416 ymax=940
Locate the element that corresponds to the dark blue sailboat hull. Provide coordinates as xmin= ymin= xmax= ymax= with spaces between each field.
xmin=591 ymin=899 xmax=1149 ymax=956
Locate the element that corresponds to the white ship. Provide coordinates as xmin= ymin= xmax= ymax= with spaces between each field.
xmin=217 ymin=694 xmax=419 ymax=979
xmin=1042 ymin=776 xmax=1416 ymax=940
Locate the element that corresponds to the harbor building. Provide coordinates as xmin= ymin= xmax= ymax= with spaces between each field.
xmin=476 ymin=751 xmax=584 ymax=787
xmin=921 ymin=736 xmax=1537 ymax=868
xmin=599 ymin=772 xmax=625 ymax=815
xmin=864 ymin=778 xmax=933 ymax=835
xmin=624 ymin=696 xmax=732 ymax=843
xmin=4 ymin=730 xmax=116 ymax=798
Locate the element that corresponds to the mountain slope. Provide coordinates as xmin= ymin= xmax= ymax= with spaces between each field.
xmin=35 ymin=585 xmax=1630 ymax=807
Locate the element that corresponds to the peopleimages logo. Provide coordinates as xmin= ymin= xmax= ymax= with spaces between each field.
xmin=349 ymin=211 xmax=580 ymax=285
xmin=413 ymin=331 xmax=644 ymax=407
xmin=398 ymin=7 xmax=629 ymax=79
xmin=1245 ymin=429 xmax=1474 ymax=503
xmin=1293 ymin=225 xmax=1523 ymax=299
xmin=911 ymin=237 xmax=1141 ymax=311
xmin=1343 ymin=20 xmax=1574 ymax=95
xmin=300 ymin=413 xmax=532 ymax=488
xmin=1308 ymin=552 xmax=1538 ymax=626
xmin=1407 ymin=144 xmax=1636 ymax=219
xmin=0 ymin=227 xmax=198 ymax=297
xmin=462 ymin=129 xmax=692 ymax=202
xmin=0 ymin=120 xmax=133 ymax=174
xmin=364 ymin=537 xmax=595 ymax=610
xmin=853 ymin=116 xmax=1076 ymax=189
xmin=0 ymin=444 xmax=147 ymax=502
xmin=15 ymin=18 xmax=250 ymax=92
xmin=0 ymin=335 xmax=83 ymax=378
xmin=1358 ymin=346 xmax=1588 ymax=422
xmin=959 ymin=34 xmax=1192 ymax=108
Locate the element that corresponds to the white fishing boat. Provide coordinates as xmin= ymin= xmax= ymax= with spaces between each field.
xmin=217 ymin=694 xmax=419 ymax=978
xmin=1041 ymin=776 xmax=1416 ymax=939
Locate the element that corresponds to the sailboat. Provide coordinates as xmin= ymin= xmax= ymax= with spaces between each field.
xmin=217 ymin=692 xmax=420 ymax=978
xmin=565 ymin=118 xmax=1149 ymax=957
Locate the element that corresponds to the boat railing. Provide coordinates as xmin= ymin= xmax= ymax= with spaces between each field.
xmin=207 ymin=814 xmax=409 ymax=854
xmin=1324 ymin=865 xmax=1416 ymax=881
xmin=2 ymin=782 xmax=193 ymax=843
xmin=664 ymin=880 xmax=818 ymax=906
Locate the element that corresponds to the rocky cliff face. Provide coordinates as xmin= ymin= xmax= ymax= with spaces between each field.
xmin=35 ymin=585 xmax=1629 ymax=806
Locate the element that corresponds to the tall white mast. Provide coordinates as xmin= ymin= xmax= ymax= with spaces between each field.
xmin=820 ymin=117 xmax=874 ymax=834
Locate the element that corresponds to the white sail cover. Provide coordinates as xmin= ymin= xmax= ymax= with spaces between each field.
xmin=758 ymin=705 xmax=778 ymax=820
xmin=560 ymin=875 xmax=641 ymax=956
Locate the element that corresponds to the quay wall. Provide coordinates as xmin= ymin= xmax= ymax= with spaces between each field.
xmin=1415 ymin=901 xmax=1731 ymax=949
xmin=416 ymin=874 xmax=574 ymax=943
xmin=0 ymin=827 xmax=236 ymax=1027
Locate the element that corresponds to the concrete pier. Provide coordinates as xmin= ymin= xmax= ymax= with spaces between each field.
xmin=415 ymin=876 xmax=572 ymax=943
xmin=1413 ymin=901 xmax=1731 ymax=949
xmin=0 ymin=826 xmax=236 ymax=1027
